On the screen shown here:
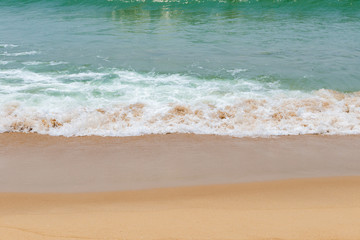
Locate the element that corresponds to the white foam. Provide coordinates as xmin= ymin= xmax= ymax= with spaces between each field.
xmin=1 ymin=90 xmax=360 ymax=137
xmin=21 ymin=61 xmax=68 ymax=66
xmin=1 ymin=69 xmax=360 ymax=137
xmin=49 ymin=61 xmax=68 ymax=66
xmin=0 ymin=51 xmax=38 ymax=57
xmin=0 ymin=44 xmax=18 ymax=48
xmin=227 ymin=68 xmax=248 ymax=75
xmin=22 ymin=61 xmax=43 ymax=66
xmin=0 ymin=69 xmax=53 ymax=83
xmin=0 ymin=60 xmax=11 ymax=65
xmin=60 ymin=72 xmax=108 ymax=80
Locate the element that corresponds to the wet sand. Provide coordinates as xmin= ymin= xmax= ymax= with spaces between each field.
xmin=1 ymin=133 xmax=360 ymax=239
xmin=1 ymin=133 xmax=360 ymax=192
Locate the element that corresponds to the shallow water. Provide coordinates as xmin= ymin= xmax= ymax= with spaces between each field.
xmin=1 ymin=0 xmax=360 ymax=136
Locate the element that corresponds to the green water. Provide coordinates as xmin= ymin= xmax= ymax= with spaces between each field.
xmin=1 ymin=0 xmax=359 ymax=91
xmin=1 ymin=0 xmax=360 ymax=136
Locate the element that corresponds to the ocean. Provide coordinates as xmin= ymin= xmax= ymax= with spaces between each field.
xmin=0 ymin=0 xmax=360 ymax=137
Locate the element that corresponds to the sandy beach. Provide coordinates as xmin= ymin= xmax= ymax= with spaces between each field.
xmin=1 ymin=177 xmax=360 ymax=240
xmin=1 ymin=133 xmax=360 ymax=239
xmin=2 ymin=0 xmax=360 ymax=238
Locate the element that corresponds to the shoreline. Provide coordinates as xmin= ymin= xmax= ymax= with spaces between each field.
xmin=1 ymin=176 xmax=360 ymax=240
xmin=1 ymin=133 xmax=360 ymax=192
xmin=1 ymin=133 xmax=360 ymax=239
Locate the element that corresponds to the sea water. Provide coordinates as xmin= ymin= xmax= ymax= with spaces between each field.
xmin=0 ymin=0 xmax=360 ymax=137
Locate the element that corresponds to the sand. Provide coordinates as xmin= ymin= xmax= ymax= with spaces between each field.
xmin=1 ymin=177 xmax=360 ymax=240
xmin=1 ymin=133 xmax=360 ymax=192
xmin=1 ymin=133 xmax=360 ymax=239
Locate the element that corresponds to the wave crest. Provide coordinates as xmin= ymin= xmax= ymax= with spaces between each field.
xmin=1 ymin=89 xmax=360 ymax=137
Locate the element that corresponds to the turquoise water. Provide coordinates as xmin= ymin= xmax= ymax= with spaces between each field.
xmin=1 ymin=0 xmax=360 ymax=136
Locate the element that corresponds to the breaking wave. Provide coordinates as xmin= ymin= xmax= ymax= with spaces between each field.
xmin=1 ymin=68 xmax=360 ymax=137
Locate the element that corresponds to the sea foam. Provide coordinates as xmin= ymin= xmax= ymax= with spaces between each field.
xmin=0 ymin=51 xmax=38 ymax=57
xmin=1 ymin=68 xmax=360 ymax=137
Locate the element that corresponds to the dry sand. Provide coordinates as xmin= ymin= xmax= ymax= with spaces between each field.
xmin=1 ymin=177 xmax=360 ymax=240
xmin=1 ymin=133 xmax=360 ymax=239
